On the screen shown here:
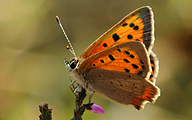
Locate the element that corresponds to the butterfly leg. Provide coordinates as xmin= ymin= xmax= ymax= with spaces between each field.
xmin=69 ymin=75 xmax=79 ymax=96
xmin=74 ymin=85 xmax=83 ymax=94
xmin=69 ymin=75 xmax=84 ymax=96
xmin=89 ymin=91 xmax=95 ymax=103
xmin=69 ymin=75 xmax=76 ymax=90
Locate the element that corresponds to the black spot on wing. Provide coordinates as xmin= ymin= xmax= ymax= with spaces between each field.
xmin=123 ymin=59 xmax=130 ymax=63
xmin=112 ymin=33 xmax=120 ymax=42
xmin=100 ymin=59 xmax=105 ymax=63
xmin=129 ymin=23 xmax=134 ymax=27
xmin=103 ymin=43 xmax=108 ymax=47
xmin=125 ymin=68 xmax=130 ymax=73
xmin=132 ymin=64 xmax=139 ymax=69
xmin=133 ymin=26 xmax=139 ymax=30
xmin=108 ymin=54 xmax=115 ymax=61
xmin=130 ymin=54 xmax=135 ymax=58
xmin=122 ymin=23 xmax=128 ymax=27
xmin=117 ymin=49 xmax=121 ymax=52
xmin=124 ymin=51 xmax=130 ymax=55
xmin=127 ymin=35 xmax=133 ymax=39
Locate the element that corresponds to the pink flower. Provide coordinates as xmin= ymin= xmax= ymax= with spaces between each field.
xmin=88 ymin=103 xmax=105 ymax=114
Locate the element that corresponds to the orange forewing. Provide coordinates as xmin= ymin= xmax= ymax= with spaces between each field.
xmin=80 ymin=6 xmax=153 ymax=59
xmin=81 ymin=49 xmax=142 ymax=74
xmin=79 ymin=41 xmax=150 ymax=77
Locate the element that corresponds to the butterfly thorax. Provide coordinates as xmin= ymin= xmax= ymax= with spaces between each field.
xmin=65 ymin=58 xmax=94 ymax=92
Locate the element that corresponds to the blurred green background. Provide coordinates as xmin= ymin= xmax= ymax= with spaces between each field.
xmin=1 ymin=0 xmax=192 ymax=119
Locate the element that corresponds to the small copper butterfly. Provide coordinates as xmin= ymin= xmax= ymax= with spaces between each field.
xmin=56 ymin=6 xmax=160 ymax=110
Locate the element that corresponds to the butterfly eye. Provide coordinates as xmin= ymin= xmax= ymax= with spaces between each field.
xmin=64 ymin=58 xmax=79 ymax=72
xmin=70 ymin=59 xmax=79 ymax=69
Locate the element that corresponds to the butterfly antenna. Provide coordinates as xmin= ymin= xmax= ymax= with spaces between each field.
xmin=56 ymin=16 xmax=77 ymax=58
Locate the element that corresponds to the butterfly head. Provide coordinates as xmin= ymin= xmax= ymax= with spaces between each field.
xmin=64 ymin=58 xmax=79 ymax=72
xmin=56 ymin=16 xmax=80 ymax=72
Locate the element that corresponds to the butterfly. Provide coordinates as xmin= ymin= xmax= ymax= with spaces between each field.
xmin=57 ymin=6 xmax=160 ymax=110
